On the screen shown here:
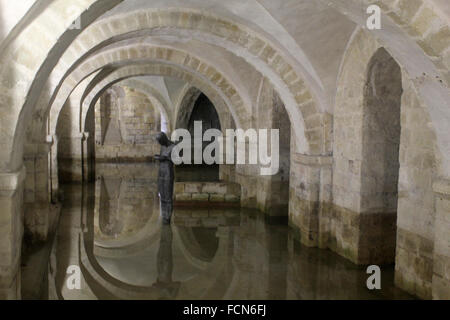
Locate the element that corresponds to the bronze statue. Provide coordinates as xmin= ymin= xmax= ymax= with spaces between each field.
xmin=154 ymin=132 xmax=177 ymax=224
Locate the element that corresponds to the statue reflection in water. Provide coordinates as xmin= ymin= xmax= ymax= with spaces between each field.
xmin=154 ymin=132 xmax=178 ymax=225
xmin=152 ymin=224 xmax=180 ymax=298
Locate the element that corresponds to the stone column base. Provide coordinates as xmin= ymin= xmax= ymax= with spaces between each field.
xmin=289 ymin=154 xmax=332 ymax=247
xmin=394 ymin=227 xmax=433 ymax=299
xmin=432 ymin=179 xmax=450 ymax=299
xmin=24 ymin=202 xmax=52 ymax=243
xmin=235 ymin=170 xmax=257 ymax=209
xmin=0 ymin=166 xmax=26 ymax=300
xmin=327 ymin=205 xmax=397 ymax=265
xmin=0 ymin=263 xmax=20 ymax=300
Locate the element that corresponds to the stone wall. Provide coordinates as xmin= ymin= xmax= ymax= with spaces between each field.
xmin=23 ymin=142 xmax=53 ymax=242
xmin=289 ymin=152 xmax=332 ymax=248
xmin=95 ymin=86 xmax=161 ymax=161
xmin=285 ymin=29 xmax=444 ymax=299
xmin=56 ymin=84 xmax=162 ymax=183
xmin=394 ymin=70 xmax=439 ymax=299
xmin=330 ymin=44 xmax=403 ymax=265
xmin=432 ymin=179 xmax=450 ymax=299
xmin=175 ymin=182 xmax=241 ymax=206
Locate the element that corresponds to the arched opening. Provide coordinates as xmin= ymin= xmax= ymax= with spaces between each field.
xmin=176 ymin=92 xmax=222 ymax=182
xmin=360 ymin=48 xmax=402 ymax=264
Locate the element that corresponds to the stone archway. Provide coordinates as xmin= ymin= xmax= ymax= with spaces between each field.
xmin=359 ymin=47 xmax=402 ymax=264
xmin=332 ymin=29 xmax=441 ymax=298
xmin=175 ymin=86 xmax=202 ymax=130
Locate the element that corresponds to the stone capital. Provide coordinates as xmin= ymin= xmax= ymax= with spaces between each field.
xmin=433 ymin=178 xmax=450 ymax=197
xmin=82 ymin=132 xmax=90 ymax=140
xmin=0 ymin=166 xmax=26 ymax=191
xmin=46 ymin=134 xmax=56 ymax=145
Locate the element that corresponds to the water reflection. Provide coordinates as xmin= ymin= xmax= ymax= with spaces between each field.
xmin=53 ymin=163 xmax=413 ymax=300
xmin=152 ymin=225 xmax=180 ymax=299
xmin=98 ymin=178 xmax=123 ymax=237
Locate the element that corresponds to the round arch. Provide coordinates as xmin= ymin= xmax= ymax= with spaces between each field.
xmin=19 ymin=8 xmax=325 ymax=173
xmin=76 ymin=62 xmax=240 ymax=140
xmin=36 ymin=46 xmax=250 ymax=144
xmin=1 ymin=0 xmax=448 ymax=173
xmin=174 ymin=86 xmax=202 ymax=130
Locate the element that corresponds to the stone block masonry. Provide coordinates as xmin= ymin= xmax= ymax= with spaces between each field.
xmin=431 ymin=179 xmax=450 ymax=299
xmin=95 ymin=86 xmax=161 ymax=162
xmin=174 ymin=182 xmax=241 ymax=207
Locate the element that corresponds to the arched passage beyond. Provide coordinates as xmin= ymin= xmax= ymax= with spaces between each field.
xmin=178 ymin=92 xmax=222 ymax=181
xmin=360 ymin=47 xmax=402 ymax=264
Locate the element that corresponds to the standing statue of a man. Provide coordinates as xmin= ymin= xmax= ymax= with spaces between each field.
xmin=154 ymin=132 xmax=177 ymax=224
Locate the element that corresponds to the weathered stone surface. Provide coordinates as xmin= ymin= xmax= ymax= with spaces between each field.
xmin=209 ymin=194 xmax=225 ymax=202
xmin=431 ymin=178 xmax=450 ymax=300
xmin=184 ymin=183 xmax=202 ymax=193
xmin=174 ymin=181 xmax=242 ymax=207
xmin=0 ymin=166 xmax=26 ymax=300
xmin=224 ymin=194 xmax=240 ymax=203
xmin=202 ymin=183 xmax=227 ymax=194
xmin=395 ymin=227 xmax=434 ymax=299
xmin=192 ymin=193 xmax=210 ymax=201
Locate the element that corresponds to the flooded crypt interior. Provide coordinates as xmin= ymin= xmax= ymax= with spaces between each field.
xmin=1 ymin=0 xmax=449 ymax=301
xmin=23 ymin=163 xmax=414 ymax=300
xmin=20 ymin=84 xmax=415 ymax=300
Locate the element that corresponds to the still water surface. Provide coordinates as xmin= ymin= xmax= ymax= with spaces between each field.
xmin=52 ymin=163 xmax=412 ymax=300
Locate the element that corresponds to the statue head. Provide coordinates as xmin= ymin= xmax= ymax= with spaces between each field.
xmin=156 ymin=132 xmax=170 ymax=146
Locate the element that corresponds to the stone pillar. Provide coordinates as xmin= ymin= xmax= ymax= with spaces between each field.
xmin=58 ymin=133 xmax=83 ymax=182
xmin=81 ymin=132 xmax=91 ymax=181
xmin=0 ymin=166 xmax=26 ymax=299
xmin=432 ymin=178 xmax=450 ymax=299
xmin=58 ymin=132 xmax=85 ymax=183
xmin=257 ymin=174 xmax=290 ymax=218
xmin=289 ymin=153 xmax=332 ymax=248
xmin=23 ymin=141 xmax=52 ymax=242
xmin=49 ymin=135 xmax=59 ymax=202
xmin=230 ymin=139 xmax=259 ymax=209
xmin=235 ymin=163 xmax=258 ymax=208
xmin=218 ymin=115 xmax=237 ymax=183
